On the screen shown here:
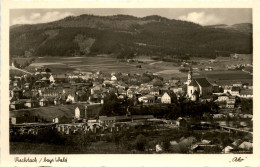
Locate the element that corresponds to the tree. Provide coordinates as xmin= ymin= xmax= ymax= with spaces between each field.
xmin=134 ymin=134 xmax=147 ymax=151
xmin=45 ymin=68 xmax=51 ymax=73
xmin=161 ymin=136 xmax=171 ymax=152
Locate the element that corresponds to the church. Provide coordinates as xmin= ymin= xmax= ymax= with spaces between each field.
xmin=185 ymin=67 xmax=212 ymax=101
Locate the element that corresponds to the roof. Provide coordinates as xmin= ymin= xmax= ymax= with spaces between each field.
xmin=231 ymin=86 xmax=240 ymax=92
xmin=240 ymin=89 xmax=253 ymax=95
xmin=99 ymin=116 xmax=116 ymax=121
xmin=194 ymin=78 xmax=212 ymax=87
xmin=189 ymin=80 xmax=198 ymax=87
xmin=239 ymin=141 xmax=253 ymax=150
xmin=132 ymin=115 xmax=154 ymax=120
xmin=176 ymin=117 xmax=185 ymax=121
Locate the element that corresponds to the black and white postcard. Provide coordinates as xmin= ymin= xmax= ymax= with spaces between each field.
xmin=1 ymin=0 xmax=260 ymax=167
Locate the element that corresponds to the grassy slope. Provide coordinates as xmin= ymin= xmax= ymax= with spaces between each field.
xmin=10 ymin=104 xmax=103 ymax=121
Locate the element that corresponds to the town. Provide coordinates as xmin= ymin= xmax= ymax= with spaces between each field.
xmin=9 ymin=56 xmax=253 ymax=154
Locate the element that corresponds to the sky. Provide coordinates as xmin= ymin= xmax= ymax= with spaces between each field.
xmin=10 ymin=8 xmax=252 ymax=26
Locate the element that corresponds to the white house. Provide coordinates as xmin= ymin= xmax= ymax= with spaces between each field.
xmin=66 ymin=94 xmax=75 ymax=103
xmin=53 ymin=117 xmax=59 ymax=123
xmin=217 ymin=94 xmax=229 ymax=102
xmin=39 ymin=98 xmax=48 ymax=107
xmin=138 ymin=94 xmax=155 ymax=103
xmin=49 ymin=75 xmax=55 ymax=83
xmin=111 ymin=75 xmax=117 ymax=81
xmin=161 ymin=92 xmax=172 ymax=104
xmin=75 ymin=107 xmax=80 ymax=119
xmin=222 ymin=146 xmax=234 ymax=153
xmin=230 ymin=87 xmax=240 ymax=96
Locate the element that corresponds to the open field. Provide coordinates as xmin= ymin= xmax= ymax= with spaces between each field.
xmin=27 ymin=56 xmax=183 ymax=77
xmin=10 ymin=104 xmax=102 ymax=121
xmin=198 ymin=70 xmax=253 ymax=85
xmin=23 ymin=56 xmax=252 ymax=84
xmin=191 ymin=55 xmax=252 ymax=71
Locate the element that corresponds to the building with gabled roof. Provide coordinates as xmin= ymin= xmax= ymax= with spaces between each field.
xmin=186 ymin=68 xmax=212 ymax=99
xmin=161 ymin=92 xmax=177 ymax=104
xmin=240 ymin=89 xmax=253 ymax=98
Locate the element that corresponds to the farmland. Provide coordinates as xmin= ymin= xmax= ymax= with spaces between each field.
xmin=23 ymin=55 xmax=252 ymax=84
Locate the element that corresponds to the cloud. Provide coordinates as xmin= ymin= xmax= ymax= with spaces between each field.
xmin=12 ymin=11 xmax=75 ymax=25
xmin=178 ymin=12 xmax=223 ymax=25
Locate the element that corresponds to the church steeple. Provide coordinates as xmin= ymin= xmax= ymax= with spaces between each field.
xmin=187 ymin=66 xmax=192 ymax=85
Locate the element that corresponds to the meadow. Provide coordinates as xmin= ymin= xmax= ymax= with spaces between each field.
xmin=10 ymin=103 xmax=102 ymax=121
xmin=23 ymin=56 xmax=252 ymax=84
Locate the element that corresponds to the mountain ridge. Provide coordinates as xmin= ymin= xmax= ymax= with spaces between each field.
xmin=10 ymin=14 xmax=252 ymax=59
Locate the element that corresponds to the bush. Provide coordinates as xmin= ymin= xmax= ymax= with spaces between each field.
xmin=134 ymin=134 xmax=147 ymax=151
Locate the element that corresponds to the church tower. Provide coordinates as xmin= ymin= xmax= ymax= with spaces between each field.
xmin=187 ymin=66 xmax=192 ymax=85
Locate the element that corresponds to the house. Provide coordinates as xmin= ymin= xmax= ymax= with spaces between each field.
xmin=224 ymin=86 xmax=232 ymax=94
xmin=176 ymin=117 xmax=187 ymax=127
xmin=66 ymin=94 xmax=75 ymax=103
xmin=90 ymin=94 xmax=102 ymax=103
xmin=54 ymin=74 xmax=67 ymax=83
xmin=230 ymin=87 xmax=240 ymax=96
xmin=205 ymin=66 xmax=213 ymax=71
xmin=156 ymin=144 xmax=163 ymax=152
xmin=200 ymin=95 xmax=213 ymax=103
xmin=49 ymin=75 xmax=55 ymax=83
xmin=238 ymin=141 xmax=253 ymax=151
xmin=41 ymin=89 xmax=61 ymax=98
xmin=161 ymin=92 xmax=177 ymax=104
xmin=232 ymin=139 xmax=243 ymax=147
xmin=169 ymin=79 xmax=180 ymax=86
xmin=10 ymin=101 xmax=24 ymax=110
xmin=150 ymin=87 xmax=160 ymax=95
xmin=24 ymin=99 xmax=38 ymax=108
xmin=53 ymin=117 xmax=59 ymax=123
xmin=217 ymin=94 xmax=229 ymax=102
xmin=138 ymin=94 xmax=155 ymax=103
xmin=54 ymin=97 xmax=61 ymax=105
xmin=24 ymin=83 xmax=30 ymax=89
xmin=75 ymin=107 xmax=81 ymax=119
xmin=240 ymin=89 xmax=253 ymax=98
xmin=170 ymin=87 xmax=183 ymax=94
xmin=226 ymin=96 xmax=236 ymax=108
xmin=99 ymin=116 xmax=116 ymax=125
xmin=132 ymin=115 xmax=154 ymax=121
xmin=127 ymin=89 xmax=135 ymax=98
xmin=227 ymin=96 xmax=236 ymax=104
xmin=191 ymin=144 xmax=220 ymax=153
xmin=39 ymin=98 xmax=48 ymax=107
xmin=10 ymin=115 xmax=39 ymax=124
xmin=75 ymin=105 xmax=88 ymax=119
xmin=111 ymin=75 xmax=117 ymax=81
xmin=213 ymin=114 xmax=225 ymax=119
xmin=233 ymin=82 xmax=242 ymax=87
xmin=222 ymin=146 xmax=234 ymax=153
xmin=91 ymin=85 xmax=102 ymax=94
xmin=226 ymin=102 xmax=235 ymax=109
xmin=117 ymin=89 xmax=127 ymax=96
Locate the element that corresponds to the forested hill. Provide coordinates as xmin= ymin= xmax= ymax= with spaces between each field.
xmin=10 ymin=14 xmax=252 ymax=59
